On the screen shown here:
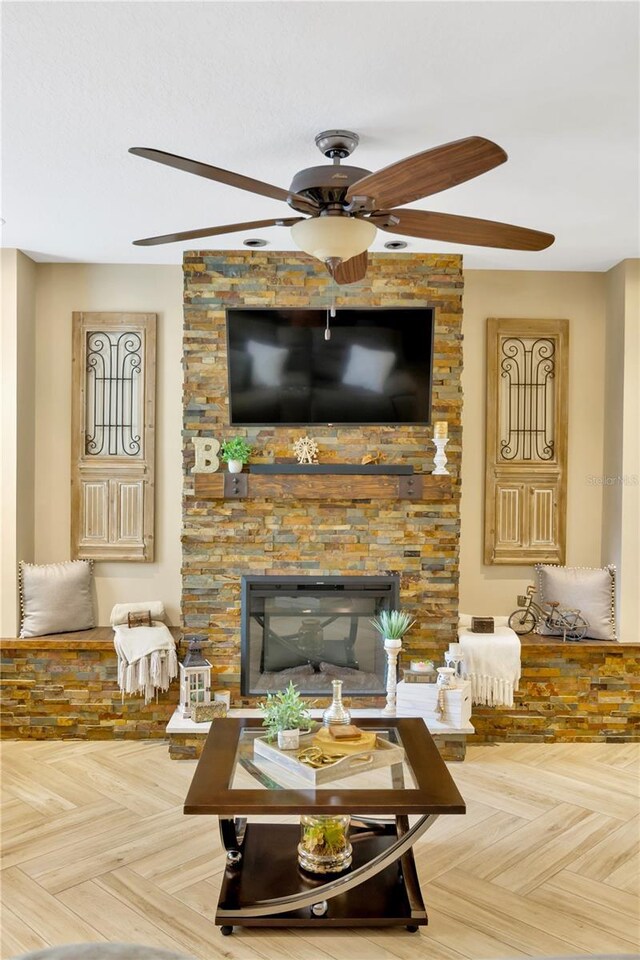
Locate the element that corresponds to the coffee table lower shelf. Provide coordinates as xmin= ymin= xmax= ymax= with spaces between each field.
xmin=215 ymin=822 xmax=428 ymax=934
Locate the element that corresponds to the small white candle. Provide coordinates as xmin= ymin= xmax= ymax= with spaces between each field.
xmin=214 ymin=689 xmax=231 ymax=708
xmin=433 ymin=421 xmax=448 ymax=439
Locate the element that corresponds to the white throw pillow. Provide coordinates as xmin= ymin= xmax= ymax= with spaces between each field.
xmin=19 ymin=560 xmax=95 ymax=638
xmin=342 ymin=344 xmax=396 ymax=394
xmin=535 ymin=564 xmax=617 ymax=641
xmin=246 ymin=340 xmax=288 ymax=387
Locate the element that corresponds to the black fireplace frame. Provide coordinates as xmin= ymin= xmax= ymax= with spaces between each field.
xmin=240 ymin=574 xmax=400 ymax=697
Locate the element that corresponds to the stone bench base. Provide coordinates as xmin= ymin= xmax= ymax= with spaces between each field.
xmin=1 ymin=627 xmax=181 ymax=740
xmin=2 ymin=632 xmax=638 ymax=747
xmin=469 ymin=638 xmax=640 ymax=744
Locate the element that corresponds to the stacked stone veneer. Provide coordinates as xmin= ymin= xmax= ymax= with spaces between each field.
xmin=1 ymin=631 xmax=180 ymax=740
xmin=471 ymin=640 xmax=639 ymax=743
xmin=182 ymin=251 xmax=464 ymax=704
xmin=3 ymin=634 xmax=637 ymax=743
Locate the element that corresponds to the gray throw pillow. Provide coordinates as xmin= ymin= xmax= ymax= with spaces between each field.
xmin=535 ymin=564 xmax=617 ymax=641
xmin=19 ymin=560 xmax=95 ymax=638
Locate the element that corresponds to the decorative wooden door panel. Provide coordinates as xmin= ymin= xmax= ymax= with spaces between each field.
xmin=71 ymin=312 xmax=156 ymax=561
xmin=484 ymin=318 xmax=568 ymax=565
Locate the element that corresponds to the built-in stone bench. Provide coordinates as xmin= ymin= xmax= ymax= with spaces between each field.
xmin=2 ymin=631 xmax=638 ymax=747
xmin=0 ymin=627 xmax=182 ymax=740
xmin=470 ymin=636 xmax=640 ymax=744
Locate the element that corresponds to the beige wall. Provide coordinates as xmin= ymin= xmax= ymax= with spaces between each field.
xmin=16 ymin=253 xmax=37 ymax=572
xmin=459 ymin=270 xmax=607 ymax=616
xmin=1 ymin=250 xmax=37 ymax=635
xmin=603 ymin=260 xmax=640 ymax=641
xmin=4 ymin=257 xmax=634 ymax=637
xmin=619 ymin=261 xmax=639 ymax=640
xmin=1 ymin=250 xmax=20 ymax=634
xmin=32 ymin=264 xmax=183 ymax=624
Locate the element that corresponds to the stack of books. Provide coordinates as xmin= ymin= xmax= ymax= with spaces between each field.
xmin=396 ymin=679 xmax=472 ymax=725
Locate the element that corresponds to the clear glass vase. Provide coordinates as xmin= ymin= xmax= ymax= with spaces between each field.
xmin=298 ymin=814 xmax=352 ymax=874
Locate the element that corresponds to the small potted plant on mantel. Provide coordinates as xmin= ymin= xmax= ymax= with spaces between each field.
xmin=259 ymin=681 xmax=313 ymax=750
xmin=370 ymin=609 xmax=416 ymax=717
xmin=220 ymin=436 xmax=253 ymax=474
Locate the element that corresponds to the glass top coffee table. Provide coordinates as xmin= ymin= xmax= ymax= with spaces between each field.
xmin=184 ymin=717 xmax=465 ymax=935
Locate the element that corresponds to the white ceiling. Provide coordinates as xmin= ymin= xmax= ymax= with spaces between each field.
xmin=2 ymin=1 xmax=639 ymax=270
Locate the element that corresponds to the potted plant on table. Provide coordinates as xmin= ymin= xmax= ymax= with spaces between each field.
xmin=220 ymin=436 xmax=253 ymax=474
xmin=259 ymin=681 xmax=313 ymax=749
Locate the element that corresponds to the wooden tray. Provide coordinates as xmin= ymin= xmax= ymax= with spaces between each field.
xmin=253 ymin=734 xmax=405 ymax=786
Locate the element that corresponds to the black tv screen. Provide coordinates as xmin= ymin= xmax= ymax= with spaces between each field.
xmin=226 ymin=307 xmax=434 ymax=426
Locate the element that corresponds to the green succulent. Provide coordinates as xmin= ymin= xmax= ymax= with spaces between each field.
xmin=259 ymin=681 xmax=313 ymax=741
xmin=301 ymin=818 xmax=349 ymax=856
xmin=370 ymin=609 xmax=416 ymax=639
xmin=220 ymin=436 xmax=253 ymax=463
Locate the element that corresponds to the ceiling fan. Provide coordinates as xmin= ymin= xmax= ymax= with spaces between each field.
xmin=130 ymin=130 xmax=554 ymax=284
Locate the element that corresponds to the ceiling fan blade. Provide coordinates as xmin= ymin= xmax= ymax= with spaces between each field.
xmin=129 ymin=147 xmax=317 ymax=209
xmin=371 ymin=208 xmax=554 ymax=251
xmin=133 ymin=217 xmax=303 ymax=246
xmin=346 ymin=137 xmax=508 ymax=209
xmin=326 ymin=252 xmax=369 ymax=284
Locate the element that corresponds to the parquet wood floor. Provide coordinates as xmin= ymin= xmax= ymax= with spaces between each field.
xmin=1 ymin=740 xmax=638 ymax=960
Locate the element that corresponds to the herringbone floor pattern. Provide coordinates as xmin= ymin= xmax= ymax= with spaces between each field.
xmin=1 ymin=740 xmax=638 ymax=960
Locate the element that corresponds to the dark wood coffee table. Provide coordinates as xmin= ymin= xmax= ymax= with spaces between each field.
xmin=184 ymin=717 xmax=465 ymax=935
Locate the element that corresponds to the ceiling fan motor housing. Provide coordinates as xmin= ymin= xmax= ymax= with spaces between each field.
xmin=314 ymin=130 xmax=360 ymax=159
xmin=288 ymin=165 xmax=372 ymax=211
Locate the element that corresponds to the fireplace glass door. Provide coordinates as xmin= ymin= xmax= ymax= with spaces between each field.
xmin=241 ymin=575 xmax=399 ymax=696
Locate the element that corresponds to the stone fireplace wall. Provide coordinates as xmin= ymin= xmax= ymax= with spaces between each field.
xmin=182 ymin=251 xmax=463 ymax=704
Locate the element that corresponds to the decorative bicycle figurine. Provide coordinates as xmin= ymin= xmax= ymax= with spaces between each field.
xmin=508 ymin=585 xmax=588 ymax=641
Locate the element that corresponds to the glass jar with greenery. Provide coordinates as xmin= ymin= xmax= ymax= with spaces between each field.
xmin=298 ymin=814 xmax=352 ymax=874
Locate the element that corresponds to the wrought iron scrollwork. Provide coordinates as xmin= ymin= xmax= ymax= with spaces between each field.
xmin=499 ymin=336 xmax=555 ymax=461
xmin=85 ymin=331 xmax=142 ymax=456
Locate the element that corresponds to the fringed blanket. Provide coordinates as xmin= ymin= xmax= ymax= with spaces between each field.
xmin=111 ymin=603 xmax=178 ymax=704
xmin=457 ymin=626 xmax=521 ymax=707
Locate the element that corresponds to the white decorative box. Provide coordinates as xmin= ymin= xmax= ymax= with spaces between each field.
xmin=396 ymin=679 xmax=472 ymax=725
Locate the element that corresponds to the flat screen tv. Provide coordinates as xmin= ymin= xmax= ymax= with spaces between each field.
xmin=226 ymin=307 xmax=434 ymax=426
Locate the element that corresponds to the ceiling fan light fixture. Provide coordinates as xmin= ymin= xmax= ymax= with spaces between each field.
xmin=291 ymin=216 xmax=376 ymax=263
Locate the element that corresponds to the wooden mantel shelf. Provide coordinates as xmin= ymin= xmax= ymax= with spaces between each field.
xmin=193 ymin=469 xmax=452 ymax=501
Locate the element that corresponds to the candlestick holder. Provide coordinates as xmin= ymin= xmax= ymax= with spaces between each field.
xmin=382 ymin=638 xmax=402 ymax=716
xmin=432 ymin=437 xmax=450 ymax=475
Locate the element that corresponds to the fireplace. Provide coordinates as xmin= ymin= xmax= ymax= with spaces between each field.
xmin=241 ymin=575 xmax=399 ymax=696
xmin=182 ymin=253 xmax=463 ymax=698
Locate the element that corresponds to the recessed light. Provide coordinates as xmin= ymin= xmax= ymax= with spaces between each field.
xmin=243 ymin=238 xmax=268 ymax=248
xmin=384 ymin=240 xmax=408 ymax=250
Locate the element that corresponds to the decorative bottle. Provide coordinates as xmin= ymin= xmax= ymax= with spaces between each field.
xmin=322 ymin=678 xmax=351 ymax=726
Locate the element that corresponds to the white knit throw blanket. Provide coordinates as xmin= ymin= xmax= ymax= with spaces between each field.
xmin=457 ymin=626 xmax=521 ymax=707
xmin=113 ymin=622 xmax=178 ymax=704
xmin=110 ymin=600 xmax=166 ymax=626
